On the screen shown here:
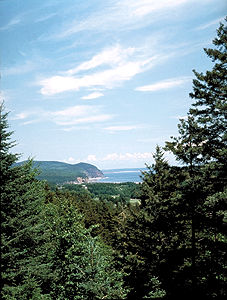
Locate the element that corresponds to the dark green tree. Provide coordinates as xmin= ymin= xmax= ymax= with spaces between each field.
xmin=189 ymin=18 xmax=227 ymax=165
xmin=1 ymin=104 xmax=51 ymax=299
xmin=165 ymin=19 xmax=227 ymax=297
xmin=44 ymin=195 xmax=128 ymax=299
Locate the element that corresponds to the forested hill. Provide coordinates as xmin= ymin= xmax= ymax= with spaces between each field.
xmin=15 ymin=161 xmax=104 ymax=184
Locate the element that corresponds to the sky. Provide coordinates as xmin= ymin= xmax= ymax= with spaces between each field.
xmin=0 ymin=0 xmax=226 ymax=169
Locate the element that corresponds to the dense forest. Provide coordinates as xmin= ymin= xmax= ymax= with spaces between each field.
xmin=1 ymin=20 xmax=226 ymax=299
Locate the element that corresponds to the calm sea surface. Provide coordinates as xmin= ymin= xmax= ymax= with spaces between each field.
xmin=97 ymin=168 xmax=146 ymax=183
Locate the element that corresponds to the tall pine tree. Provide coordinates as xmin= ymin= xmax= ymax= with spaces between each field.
xmin=1 ymin=104 xmax=51 ymax=299
xmin=165 ymin=19 xmax=227 ymax=297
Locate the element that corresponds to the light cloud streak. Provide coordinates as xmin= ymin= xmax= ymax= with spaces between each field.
xmin=86 ymin=152 xmax=154 ymax=162
xmin=0 ymin=16 xmax=22 ymax=31
xmin=53 ymin=0 xmax=202 ymax=39
xmin=196 ymin=17 xmax=225 ymax=30
xmin=2 ymin=61 xmax=37 ymax=76
xmin=14 ymin=105 xmax=114 ymax=127
xmin=81 ymin=92 xmax=104 ymax=100
xmin=135 ymin=76 xmax=191 ymax=92
xmin=104 ymin=125 xmax=142 ymax=132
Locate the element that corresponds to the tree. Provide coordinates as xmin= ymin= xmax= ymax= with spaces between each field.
xmin=165 ymin=19 xmax=227 ymax=297
xmin=1 ymin=104 xmax=51 ymax=299
xmin=44 ymin=196 xmax=128 ymax=299
xmin=189 ymin=18 xmax=227 ymax=165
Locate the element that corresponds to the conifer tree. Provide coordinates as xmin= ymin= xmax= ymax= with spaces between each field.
xmin=44 ymin=195 xmax=128 ymax=299
xmin=189 ymin=18 xmax=227 ymax=165
xmin=165 ymin=19 xmax=227 ymax=297
xmin=1 ymin=104 xmax=50 ymax=299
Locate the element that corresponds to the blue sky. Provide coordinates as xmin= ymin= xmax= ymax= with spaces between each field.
xmin=1 ymin=0 xmax=226 ymax=169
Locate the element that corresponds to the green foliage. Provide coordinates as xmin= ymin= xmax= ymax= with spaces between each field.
xmin=189 ymin=18 xmax=227 ymax=164
xmin=1 ymin=105 xmax=51 ymax=299
xmin=143 ymin=277 xmax=166 ymax=299
xmin=63 ymin=182 xmax=140 ymax=204
xmin=43 ymin=196 xmax=128 ymax=299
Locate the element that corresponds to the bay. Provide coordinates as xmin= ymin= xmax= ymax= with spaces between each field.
xmin=96 ymin=168 xmax=147 ymax=183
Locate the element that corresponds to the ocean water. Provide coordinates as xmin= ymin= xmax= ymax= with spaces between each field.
xmin=97 ymin=168 xmax=146 ymax=183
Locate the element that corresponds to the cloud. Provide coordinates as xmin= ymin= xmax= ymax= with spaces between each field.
xmin=39 ymin=44 xmax=159 ymax=96
xmin=13 ymin=112 xmax=31 ymax=120
xmin=63 ymin=157 xmax=81 ymax=164
xmin=50 ymin=105 xmax=114 ymax=126
xmin=14 ymin=105 xmax=114 ymax=127
xmin=56 ymin=114 xmax=113 ymax=126
xmin=65 ymin=45 xmax=136 ymax=75
xmin=0 ymin=16 xmax=22 ymax=31
xmin=135 ymin=76 xmax=191 ymax=92
xmin=0 ymin=90 xmax=9 ymax=104
xmin=53 ymin=0 xmax=201 ymax=39
xmin=35 ymin=13 xmax=57 ymax=23
xmin=102 ymin=152 xmax=154 ymax=161
xmin=171 ymin=115 xmax=188 ymax=120
xmin=196 ymin=17 xmax=225 ymax=30
xmin=2 ymin=61 xmax=37 ymax=76
xmin=104 ymin=125 xmax=141 ymax=132
xmin=81 ymin=92 xmax=104 ymax=100
xmin=83 ymin=152 xmax=154 ymax=163
xmin=119 ymin=0 xmax=190 ymax=18
xmin=86 ymin=155 xmax=97 ymax=162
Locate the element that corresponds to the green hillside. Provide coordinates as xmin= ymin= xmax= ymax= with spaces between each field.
xmin=15 ymin=161 xmax=104 ymax=184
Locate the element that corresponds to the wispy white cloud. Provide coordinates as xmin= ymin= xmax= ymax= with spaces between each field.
xmin=62 ymin=157 xmax=81 ymax=164
xmin=102 ymin=152 xmax=154 ymax=161
xmin=50 ymin=105 xmax=114 ymax=126
xmin=196 ymin=17 xmax=225 ymax=30
xmin=118 ymin=0 xmax=191 ymax=18
xmin=13 ymin=112 xmax=31 ymax=120
xmin=56 ymin=114 xmax=113 ymax=126
xmin=2 ymin=61 xmax=37 ymax=76
xmin=104 ymin=125 xmax=142 ymax=132
xmin=81 ymin=152 xmax=154 ymax=163
xmin=81 ymin=92 xmax=104 ymax=100
xmin=135 ymin=76 xmax=191 ymax=92
xmin=86 ymin=154 xmax=97 ymax=162
xmin=65 ymin=45 xmax=136 ymax=75
xmin=39 ymin=44 xmax=163 ymax=96
xmin=171 ymin=115 xmax=188 ymax=120
xmin=14 ymin=105 xmax=114 ymax=127
xmin=53 ymin=0 xmax=202 ymax=39
xmin=0 ymin=16 xmax=22 ymax=31
xmin=0 ymin=90 xmax=9 ymax=104
xmin=35 ymin=12 xmax=57 ymax=23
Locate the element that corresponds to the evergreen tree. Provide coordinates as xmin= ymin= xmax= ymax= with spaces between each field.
xmin=165 ymin=19 xmax=227 ymax=297
xmin=44 ymin=195 xmax=128 ymax=299
xmin=1 ymin=104 xmax=51 ymax=299
xmin=189 ymin=18 xmax=227 ymax=165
